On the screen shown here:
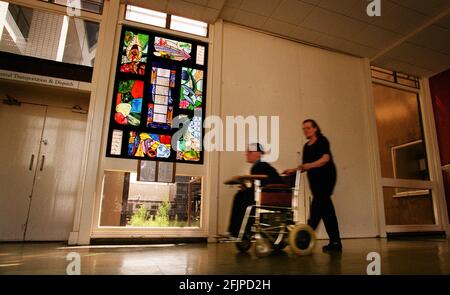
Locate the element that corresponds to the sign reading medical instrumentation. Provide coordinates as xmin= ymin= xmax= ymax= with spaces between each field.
xmin=106 ymin=26 xmax=207 ymax=164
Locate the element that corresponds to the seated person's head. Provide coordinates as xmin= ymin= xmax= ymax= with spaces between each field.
xmin=246 ymin=143 xmax=264 ymax=164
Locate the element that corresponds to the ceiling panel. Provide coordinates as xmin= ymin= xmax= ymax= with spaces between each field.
xmin=239 ymin=0 xmax=281 ymax=17
xmin=168 ymin=0 xmax=221 ymax=23
xmin=262 ymin=18 xmax=296 ymax=36
xmin=184 ymin=0 xmax=208 ymax=5
xmin=408 ymin=25 xmax=450 ymax=55
xmin=372 ymin=56 xmax=434 ymax=77
xmin=301 ymin=7 xmax=368 ymax=40
xmin=390 ymin=0 xmax=450 ymax=17
xmin=352 ymin=24 xmax=402 ymax=50
xmin=208 ymin=0 xmax=226 ymax=10
xmin=343 ymin=0 xmax=395 ymax=23
xmin=220 ymin=6 xmax=238 ymax=20
xmin=316 ymin=0 xmax=359 ymax=16
xmin=338 ymin=40 xmax=379 ymax=58
xmin=386 ymin=42 xmax=450 ymax=72
xmin=232 ymin=9 xmax=268 ymax=28
xmin=223 ymin=0 xmax=243 ymax=8
xmin=371 ymin=2 xmax=428 ymax=34
xmin=127 ymin=0 xmax=450 ymax=77
xmin=301 ymin=0 xmax=321 ymax=5
xmin=436 ymin=13 xmax=450 ymax=29
xmin=312 ymin=34 xmax=346 ymax=50
xmin=271 ymin=0 xmax=315 ymax=25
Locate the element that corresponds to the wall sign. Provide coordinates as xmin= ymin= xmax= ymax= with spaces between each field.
xmin=0 ymin=69 xmax=82 ymax=90
xmin=106 ymin=26 xmax=208 ymax=164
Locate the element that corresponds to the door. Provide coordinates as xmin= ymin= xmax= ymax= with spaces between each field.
xmin=372 ymin=82 xmax=439 ymax=232
xmin=25 ymin=106 xmax=87 ymax=241
xmin=0 ymin=103 xmax=46 ymax=241
xmin=0 ymin=103 xmax=87 ymax=241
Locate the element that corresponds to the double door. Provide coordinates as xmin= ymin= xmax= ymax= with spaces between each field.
xmin=0 ymin=102 xmax=87 ymax=241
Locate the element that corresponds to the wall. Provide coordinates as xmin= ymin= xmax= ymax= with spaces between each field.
xmin=217 ymin=23 xmax=378 ymax=238
xmin=429 ymin=69 xmax=450 ymax=221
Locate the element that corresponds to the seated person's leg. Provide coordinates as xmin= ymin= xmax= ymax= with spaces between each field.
xmin=228 ymin=188 xmax=254 ymax=237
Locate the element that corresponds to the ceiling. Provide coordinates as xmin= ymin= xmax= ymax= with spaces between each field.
xmin=127 ymin=0 xmax=450 ymax=77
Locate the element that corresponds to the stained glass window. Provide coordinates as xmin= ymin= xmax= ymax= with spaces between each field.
xmin=120 ymin=30 xmax=149 ymax=75
xmin=153 ymin=36 xmax=192 ymax=61
xmin=107 ymin=27 xmax=207 ymax=164
xmin=180 ymin=67 xmax=203 ymax=110
xmin=147 ymin=63 xmax=176 ymax=129
xmin=114 ymin=80 xmax=144 ymax=126
xmin=128 ymin=132 xmax=172 ymax=159
xmin=176 ymin=115 xmax=202 ymax=162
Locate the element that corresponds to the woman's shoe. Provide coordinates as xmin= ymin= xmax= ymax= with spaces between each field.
xmin=322 ymin=242 xmax=342 ymax=252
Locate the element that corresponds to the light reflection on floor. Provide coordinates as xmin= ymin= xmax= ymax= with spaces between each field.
xmin=0 ymin=238 xmax=448 ymax=275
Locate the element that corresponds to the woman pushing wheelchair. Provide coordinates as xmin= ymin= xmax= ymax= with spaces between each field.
xmin=283 ymin=119 xmax=342 ymax=252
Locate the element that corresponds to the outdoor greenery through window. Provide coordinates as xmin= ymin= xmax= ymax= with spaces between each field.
xmin=100 ymin=171 xmax=202 ymax=227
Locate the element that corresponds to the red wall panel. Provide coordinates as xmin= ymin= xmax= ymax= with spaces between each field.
xmin=429 ymin=69 xmax=450 ymax=221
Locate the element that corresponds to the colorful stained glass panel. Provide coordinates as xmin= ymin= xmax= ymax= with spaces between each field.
xmin=120 ymin=31 xmax=149 ymax=76
xmin=153 ymin=36 xmax=192 ymax=61
xmin=176 ymin=115 xmax=202 ymax=162
xmin=179 ymin=67 xmax=203 ymax=110
xmin=147 ymin=63 xmax=176 ymax=129
xmin=114 ymin=80 xmax=143 ymax=126
xmin=128 ymin=132 xmax=171 ymax=159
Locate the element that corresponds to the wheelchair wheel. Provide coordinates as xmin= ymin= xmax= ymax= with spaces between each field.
xmin=235 ymin=233 xmax=252 ymax=253
xmin=254 ymin=237 xmax=272 ymax=257
xmin=288 ymin=224 xmax=316 ymax=256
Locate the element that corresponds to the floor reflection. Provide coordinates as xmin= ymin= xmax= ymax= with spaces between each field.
xmin=0 ymin=238 xmax=448 ymax=275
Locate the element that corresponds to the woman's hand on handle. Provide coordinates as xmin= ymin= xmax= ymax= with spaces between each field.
xmin=298 ymin=163 xmax=313 ymax=172
xmin=282 ymin=168 xmax=297 ymax=175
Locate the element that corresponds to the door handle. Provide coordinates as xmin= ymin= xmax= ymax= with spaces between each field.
xmin=29 ymin=154 xmax=35 ymax=171
xmin=39 ymin=155 xmax=45 ymax=171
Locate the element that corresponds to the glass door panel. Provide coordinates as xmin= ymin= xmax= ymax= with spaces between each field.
xmin=372 ymin=83 xmax=436 ymax=227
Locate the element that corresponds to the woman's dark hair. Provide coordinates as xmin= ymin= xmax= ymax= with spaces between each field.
xmin=302 ymin=119 xmax=322 ymax=136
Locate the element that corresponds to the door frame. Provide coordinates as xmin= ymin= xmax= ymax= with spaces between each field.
xmin=72 ymin=2 xmax=220 ymax=243
xmin=366 ymin=70 xmax=449 ymax=235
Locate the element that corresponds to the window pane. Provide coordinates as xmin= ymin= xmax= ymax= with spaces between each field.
xmin=41 ymin=0 xmax=104 ymax=14
xmin=100 ymin=171 xmax=202 ymax=227
xmin=372 ymin=84 xmax=429 ymax=180
xmin=0 ymin=2 xmax=99 ymax=67
xmin=125 ymin=5 xmax=167 ymax=28
xmin=170 ymin=15 xmax=208 ymax=37
xmin=383 ymin=186 xmax=435 ymax=225
xmin=371 ymin=67 xmax=395 ymax=82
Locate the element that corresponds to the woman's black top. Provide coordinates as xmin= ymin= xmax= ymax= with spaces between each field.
xmin=302 ymin=135 xmax=337 ymax=196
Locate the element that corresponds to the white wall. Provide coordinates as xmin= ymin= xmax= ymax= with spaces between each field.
xmin=217 ymin=23 xmax=378 ymax=238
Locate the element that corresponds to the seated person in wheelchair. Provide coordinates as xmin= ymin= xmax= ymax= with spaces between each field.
xmin=226 ymin=143 xmax=283 ymax=238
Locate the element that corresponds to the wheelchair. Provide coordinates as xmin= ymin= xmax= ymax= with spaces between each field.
xmin=224 ymin=173 xmax=316 ymax=257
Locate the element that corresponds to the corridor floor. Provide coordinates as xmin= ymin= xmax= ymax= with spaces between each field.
xmin=0 ymin=238 xmax=449 ymax=275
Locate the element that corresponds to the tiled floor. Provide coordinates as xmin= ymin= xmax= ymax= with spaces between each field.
xmin=0 ymin=238 xmax=449 ymax=275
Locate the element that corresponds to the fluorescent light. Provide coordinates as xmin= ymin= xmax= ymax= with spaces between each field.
xmin=170 ymin=15 xmax=208 ymax=37
xmin=125 ymin=5 xmax=167 ymax=28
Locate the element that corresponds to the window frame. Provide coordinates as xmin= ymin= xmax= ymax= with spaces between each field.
xmin=124 ymin=4 xmax=209 ymax=38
